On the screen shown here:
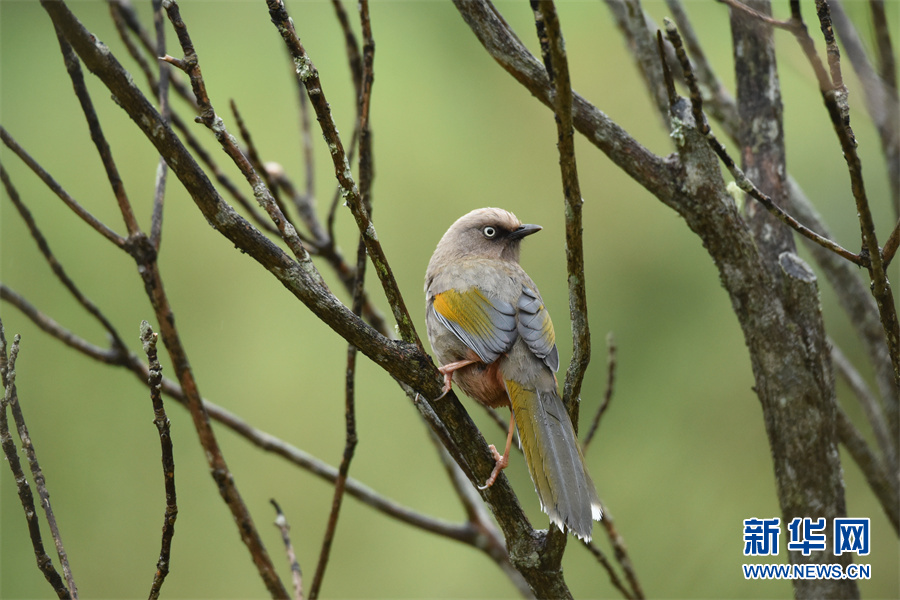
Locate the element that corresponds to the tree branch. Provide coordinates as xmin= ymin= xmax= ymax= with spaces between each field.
xmin=582 ymin=332 xmax=617 ymax=453
xmin=535 ymin=0 xmax=592 ymax=422
xmin=0 ymin=326 xmax=73 ymax=599
xmin=266 ymin=0 xmax=420 ymax=348
xmin=141 ymin=322 xmax=177 ymax=600
xmin=270 ymin=501 xmax=303 ymax=600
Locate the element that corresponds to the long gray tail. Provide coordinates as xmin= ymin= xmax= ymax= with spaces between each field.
xmin=508 ymin=380 xmax=602 ymax=541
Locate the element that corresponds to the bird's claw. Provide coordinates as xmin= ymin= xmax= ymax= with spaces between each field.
xmin=477 ymin=444 xmax=508 ymax=490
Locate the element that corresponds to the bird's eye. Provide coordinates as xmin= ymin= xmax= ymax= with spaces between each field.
xmin=483 ymin=226 xmax=497 ymax=238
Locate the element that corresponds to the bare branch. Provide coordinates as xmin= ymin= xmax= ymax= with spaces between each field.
xmin=141 ymin=322 xmax=177 ymax=600
xmin=829 ymin=1 xmax=900 ymax=215
xmin=162 ymin=1 xmax=313 ymax=270
xmin=835 ymin=405 xmax=900 ymax=533
xmin=0 ymin=287 xmax=484 ymax=548
xmin=271 ymin=501 xmax=304 ymax=600
xmin=786 ymin=0 xmax=900 ymax=386
xmin=229 ymin=99 xmax=310 ymax=244
xmin=266 ymin=0 xmax=421 ymax=348
xmin=663 ymin=0 xmax=739 ymax=132
xmin=0 ymin=162 xmax=130 ymax=355
xmin=53 ymin=27 xmax=141 ymax=238
xmin=788 ymin=179 xmax=899 ymax=438
xmin=592 ymin=500 xmax=644 ymax=600
xmin=0 ymin=327 xmax=72 ymax=599
xmin=8 ymin=337 xmax=80 ymax=596
xmin=0 ymin=128 xmax=127 ymax=249
xmin=150 ymin=0 xmax=169 ymax=250
xmin=534 ymin=0 xmax=591 ymax=420
xmin=0 ymin=285 xmax=125 ymax=365
xmin=582 ymin=541 xmax=634 ymax=600
xmin=582 ymin=332 xmax=617 ymax=452
xmin=831 ymin=343 xmax=897 ymax=480
xmin=662 ymin=20 xmax=866 ymax=268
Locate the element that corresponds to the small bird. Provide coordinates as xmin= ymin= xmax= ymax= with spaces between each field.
xmin=425 ymin=207 xmax=602 ymax=541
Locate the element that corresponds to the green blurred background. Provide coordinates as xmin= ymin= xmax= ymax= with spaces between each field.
xmin=1 ymin=1 xmax=897 ymax=598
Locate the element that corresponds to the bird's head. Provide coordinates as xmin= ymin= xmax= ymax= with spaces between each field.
xmin=432 ymin=207 xmax=542 ymax=264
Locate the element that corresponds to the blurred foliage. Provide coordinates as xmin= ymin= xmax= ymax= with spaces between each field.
xmin=1 ymin=1 xmax=897 ymax=598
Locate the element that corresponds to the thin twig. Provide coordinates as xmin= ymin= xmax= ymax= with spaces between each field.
xmin=0 ymin=285 xmax=124 ymax=365
xmin=271 ymin=500 xmax=303 ymax=600
xmin=535 ymin=0 xmax=591 ymax=419
xmin=787 ymin=0 xmax=900 ymax=386
xmin=161 ymin=0 xmax=313 ymax=271
xmin=814 ymin=0 xmax=850 ymax=128
xmin=828 ymin=0 xmax=900 ymax=217
xmin=662 ymin=20 xmax=866 ymax=268
xmin=835 ymin=405 xmax=899 ymax=532
xmin=717 ymin=0 xmax=793 ymax=28
xmin=150 ymin=0 xmax=169 ymax=250
xmin=583 ymin=332 xmax=617 ymax=453
xmin=582 ymin=540 xmax=634 ymax=600
xmin=831 ymin=343 xmax=897 ymax=478
xmin=310 ymin=5 xmax=372 ymax=591
xmin=663 ymin=0 xmax=739 ymax=133
xmin=6 ymin=335 xmax=79 ymax=597
xmin=883 ymin=218 xmax=900 ymax=267
xmin=142 ymin=322 xmax=177 ymax=600
xmin=0 ymin=327 xmax=72 ymax=599
xmin=788 ymin=178 xmax=899 ymax=436
xmin=0 ymin=288 xmax=483 ymax=546
xmin=265 ymin=167 xmax=391 ymax=337
xmin=293 ymin=68 xmax=316 ymax=209
xmin=532 ymin=0 xmax=592 ymax=564
xmin=308 ymin=247 xmax=362 ymax=600
xmin=0 ymin=163 xmax=130 ymax=356
xmin=596 ymin=500 xmax=644 ymax=599
xmin=230 ymin=99 xmax=308 ymax=242
xmin=53 ymin=27 xmax=141 ymax=238
xmin=107 ymin=2 xmax=284 ymax=239
xmin=266 ymin=0 xmax=421 ymax=349
xmin=324 ymin=0 xmax=364 ymax=242
xmin=330 ymin=0 xmax=363 ymax=100
xmin=0 ymin=128 xmax=127 ymax=249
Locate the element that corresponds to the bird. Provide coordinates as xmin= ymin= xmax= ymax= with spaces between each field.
xmin=424 ymin=207 xmax=602 ymax=541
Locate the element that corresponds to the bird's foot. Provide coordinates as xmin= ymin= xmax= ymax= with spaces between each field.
xmin=477 ymin=444 xmax=509 ymax=490
xmin=434 ymin=359 xmax=477 ymax=400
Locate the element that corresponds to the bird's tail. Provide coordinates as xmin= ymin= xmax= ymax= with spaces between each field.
xmin=506 ymin=379 xmax=602 ymax=541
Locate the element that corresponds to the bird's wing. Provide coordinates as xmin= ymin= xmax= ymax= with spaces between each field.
xmin=516 ymin=285 xmax=559 ymax=372
xmin=431 ymin=288 xmax=517 ymax=364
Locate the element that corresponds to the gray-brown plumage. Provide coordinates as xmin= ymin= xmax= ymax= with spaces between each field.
xmin=425 ymin=207 xmax=601 ymax=541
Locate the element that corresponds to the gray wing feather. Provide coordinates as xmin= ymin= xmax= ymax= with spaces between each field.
xmin=432 ymin=295 xmax=517 ymax=363
xmin=517 ymin=286 xmax=560 ymax=372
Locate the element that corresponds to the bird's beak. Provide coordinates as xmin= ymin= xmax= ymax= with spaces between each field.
xmin=509 ymin=223 xmax=542 ymax=240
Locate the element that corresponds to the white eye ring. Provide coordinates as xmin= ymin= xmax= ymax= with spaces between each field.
xmin=483 ymin=226 xmax=497 ymax=238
